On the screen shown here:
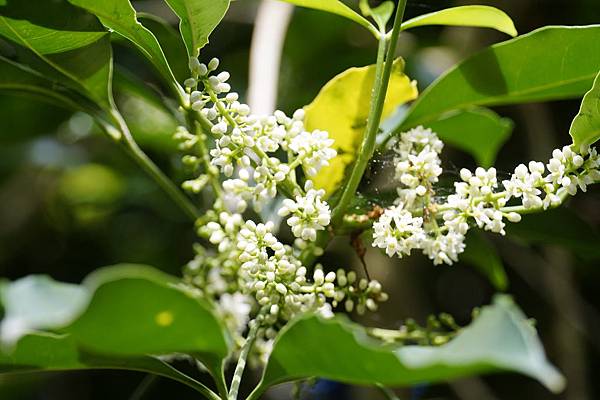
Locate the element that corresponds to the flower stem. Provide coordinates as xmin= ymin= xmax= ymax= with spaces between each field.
xmin=330 ymin=0 xmax=408 ymax=227
xmin=299 ymin=1 xmax=409 ymax=266
xmin=108 ymin=109 xmax=201 ymax=221
xmin=185 ymin=110 xmax=225 ymax=205
xmin=228 ymin=318 xmax=261 ymax=400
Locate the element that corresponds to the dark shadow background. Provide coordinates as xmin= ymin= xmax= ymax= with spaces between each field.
xmin=0 ymin=0 xmax=599 ymax=399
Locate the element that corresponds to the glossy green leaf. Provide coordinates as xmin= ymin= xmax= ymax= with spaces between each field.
xmin=0 ymin=264 xmax=231 ymax=387
xmin=163 ymin=0 xmax=230 ymax=58
xmin=401 ymin=6 xmax=517 ymax=37
xmin=0 ymin=333 xmax=218 ymax=396
xmin=506 ymin=208 xmax=600 ymax=260
xmin=427 ymin=107 xmax=513 ymax=167
xmin=305 ymin=60 xmax=418 ymax=195
xmin=398 ymin=26 xmax=600 ymax=131
xmin=278 ymin=0 xmax=376 ymax=35
xmin=0 ymin=0 xmax=106 ymax=54
xmin=255 ymin=296 xmax=564 ymax=396
xmin=0 ymin=1 xmax=113 ymax=107
xmin=0 ymin=276 xmax=89 ymax=345
xmin=570 ymin=70 xmax=600 ymax=148
xmin=66 ymin=0 xmax=178 ymax=90
xmin=69 ymin=265 xmax=230 ymax=369
xmin=462 ymin=231 xmax=508 ymax=291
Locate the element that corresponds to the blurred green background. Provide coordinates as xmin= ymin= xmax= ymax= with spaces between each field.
xmin=1 ymin=0 xmax=599 ymax=399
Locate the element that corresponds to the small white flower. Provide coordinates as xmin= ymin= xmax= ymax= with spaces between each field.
xmin=278 ymin=182 xmax=331 ymax=242
xmin=372 ymin=205 xmax=424 ymax=258
xmin=503 ymin=162 xmax=545 ymax=209
xmin=218 ymin=293 xmax=252 ymax=336
xmin=422 ymin=231 xmax=466 ymax=265
xmin=471 ymin=203 xmax=506 ymax=235
xmin=289 ymin=130 xmax=337 ymax=176
xmin=394 ymin=126 xmax=444 ymax=157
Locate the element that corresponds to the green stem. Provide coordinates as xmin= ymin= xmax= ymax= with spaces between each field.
xmin=299 ymin=1 xmax=409 ymax=266
xmin=330 ymin=35 xmax=387 ymax=224
xmin=499 ymin=187 xmax=570 ymax=215
xmin=186 ymin=110 xmax=225 ymax=204
xmin=330 ymin=0 xmax=408 ymax=226
xmin=377 ymin=384 xmax=401 ymax=400
xmin=109 ymin=109 xmax=201 ymax=221
xmin=229 ymin=318 xmax=261 ymax=400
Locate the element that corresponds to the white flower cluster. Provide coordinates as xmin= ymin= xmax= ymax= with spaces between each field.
xmin=178 ymin=58 xmax=388 ymax=363
xmin=393 ymin=127 xmax=444 ymax=206
xmin=187 ymin=210 xmax=387 ymax=351
xmin=184 ymin=57 xmax=337 ymax=215
xmin=278 ymin=181 xmax=331 ymax=241
xmin=373 ymin=126 xmax=600 ymax=265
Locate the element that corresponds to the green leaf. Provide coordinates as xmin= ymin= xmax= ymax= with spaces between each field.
xmin=0 ymin=276 xmax=89 ymax=345
xmin=0 ymin=56 xmax=94 ymax=112
xmin=138 ymin=13 xmax=189 ymax=84
xmin=305 ymin=60 xmax=418 ymax=195
xmin=69 ymin=264 xmax=230 ymax=370
xmin=0 ymin=0 xmax=113 ymax=107
xmin=66 ymin=0 xmax=178 ymax=91
xmin=255 ymin=296 xmax=564 ymax=395
xmin=0 ymin=264 xmax=231 ymax=387
xmin=427 ymin=107 xmax=513 ymax=167
xmin=570 ymin=70 xmax=600 ymax=148
xmin=0 ymin=0 xmax=107 ymax=53
xmin=462 ymin=231 xmax=508 ymax=291
xmin=506 ymin=208 xmax=600 ymax=260
xmin=162 ymin=0 xmax=230 ymax=58
xmin=278 ymin=0 xmax=377 ymax=35
xmin=359 ymin=0 xmax=394 ymax=31
xmin=399 ymin=25 xmax=600 ymax=131
xmin=0 ymin=333 xmax=218 ymax=396
xmin=114 ymin=68 xmax=180 ymax=152
xmin=401 ymin=6 xmax=517 ymax=37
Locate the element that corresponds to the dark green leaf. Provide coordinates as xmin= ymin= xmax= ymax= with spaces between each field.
xmin=401 ymin=6 xmax=517 ymax=37
xmin=0 ymin=0 xmax=106 ymax=54
xmin=66 ymin=0 xmax=179 ymax=91
xmin=427 ymin=107 xmax=513 ymax=167
xmin=506 ymin=208 xmax=600 ymax=260
xmin=0 ymin=333 xmax=218 ymax=397
xmin=114 ymin=68 xmax=180 ymax=152
xmin=398 ymin=26 xmax=600 ymax=131
xmin=138 ymin=13 xmax=189 ymax=84
xmin=0 ymin=0 xmax=113 ymax=107
xmin=462 ymin=231 xmax=508 ymax=291
xmin=163 ymin=0 xmax=230 ymax=58
xmin=570 ymin=70 xmax=600 ymax=148
xmin=0 ymin=56 xmax=93 ymax=112
xmin=255 ymin=296 xmax=564 ymax=395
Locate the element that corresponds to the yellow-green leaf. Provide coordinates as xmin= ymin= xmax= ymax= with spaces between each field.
xmin=304 ymin=60 xmax=418 ymax=196
xmin=401 ymin=6 xmax=517 ymax=37
xmin=277 ymin=0 xmax=376 ymax=36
